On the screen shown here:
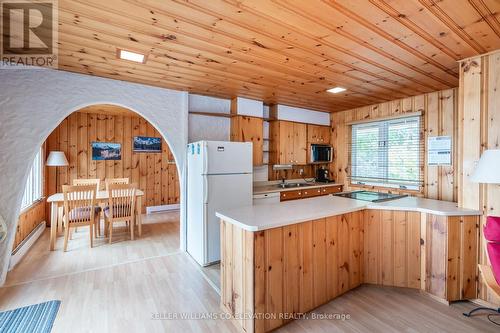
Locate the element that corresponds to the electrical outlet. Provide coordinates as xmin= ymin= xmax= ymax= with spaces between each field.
xmin=299 ymin=168 xmax=304 ymax=175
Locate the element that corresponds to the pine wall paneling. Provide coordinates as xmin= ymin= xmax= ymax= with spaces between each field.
xmin=45 ymin=111 xmax=180 ymax=222
xmin=459 ymin=50 xmax=500 ymax=305
xmin=13 ymin=200 xmax=45 ymax=251
xmin=330 ymin=88 xmax=458 ymax=201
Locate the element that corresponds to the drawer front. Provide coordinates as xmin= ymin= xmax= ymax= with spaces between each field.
xmin=280 ymin=190 xmax=303 ymax=201
xmin=302 ymin=188 xmax=322 ymax=198
xmin=321 ymin=185 xmax=343 ymax=195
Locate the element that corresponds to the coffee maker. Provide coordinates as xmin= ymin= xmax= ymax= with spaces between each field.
xmin=316 ymin=167 xmax=331 ymax=183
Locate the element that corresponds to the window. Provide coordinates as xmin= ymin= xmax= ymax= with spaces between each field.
xmin=21 ymin=148 xmax=44 ymax=210
xmin=350 ymin=116 xmax=422 ymax=190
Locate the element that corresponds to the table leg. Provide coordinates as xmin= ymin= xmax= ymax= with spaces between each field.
xmin=50 ymin=202 xmax=57 ymax=251
xmin=137 ymin=196 xmax=142 ymax=237
xmin=57 ymin=206 xmax=64 ymax=235
xmin=130 ymin=216 xmax=135 ymax=241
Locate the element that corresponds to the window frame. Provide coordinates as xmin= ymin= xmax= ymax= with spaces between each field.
xmin=20 ymin=147 xmax=44 ymax=212
xmin=350 ymin=116 xmax=422 ymax=191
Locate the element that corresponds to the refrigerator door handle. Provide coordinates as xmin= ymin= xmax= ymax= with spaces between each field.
xmin=203 ymin=142 xmax=208 ymax=175
xmin=203 ymin=175 xmax=208 ymax=204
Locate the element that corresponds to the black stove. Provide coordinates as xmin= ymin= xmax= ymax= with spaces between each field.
xmin=334 ymin=190 xmax=407 ymax=203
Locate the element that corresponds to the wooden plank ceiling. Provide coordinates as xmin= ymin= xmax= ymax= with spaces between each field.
xmin=57 ymin=0 xmax=500 ymax=112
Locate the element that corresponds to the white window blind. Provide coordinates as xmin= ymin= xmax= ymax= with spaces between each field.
xmin=350 ymin=116 xmax=423 ymax=190
xmin=21 ymin=148 xmax=43 ymax=210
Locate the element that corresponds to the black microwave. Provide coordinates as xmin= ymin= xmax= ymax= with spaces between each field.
xmin=310 ymin=144 xmax=333 ymax=163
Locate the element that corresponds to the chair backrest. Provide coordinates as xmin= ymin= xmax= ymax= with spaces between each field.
xmin=105 ymin=178 xmax=130 ymax=191
xmin=73 ymin=178 xmax=100 ymax=191
xmin=62 ymin=185 xmax=97 ymax=224
xmin=107 ymin=183 xmax=136 ymax=220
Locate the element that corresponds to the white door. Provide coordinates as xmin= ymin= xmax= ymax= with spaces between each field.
xmin=205 ymin=173 xmax=253 ymax=264
xmin=202 ymin=141 xmax=253 ymax=175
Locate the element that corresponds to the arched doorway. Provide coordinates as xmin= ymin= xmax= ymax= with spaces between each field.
xmin=0 ymin=68 xmax=188 ymax=284
xmin=6 ymin=104 xmax=182 ymax=285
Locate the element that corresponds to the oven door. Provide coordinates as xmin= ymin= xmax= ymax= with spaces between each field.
xmin=310 ymin=145 xmax=333 ymax=163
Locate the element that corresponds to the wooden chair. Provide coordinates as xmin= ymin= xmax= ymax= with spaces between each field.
xmin=104 ymin=183 xmax=136 ymax=244
xmin=62 ymin=185 xmax=99 ymax=251
xmin=73 ymin=178 xmax=100 ymax=190
xmin=72 ymin=178 xmax=102 ymax=236
xmin=105 ymin=178 xmax=129 ymax=189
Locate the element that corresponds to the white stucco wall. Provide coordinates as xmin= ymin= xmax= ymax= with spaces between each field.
xmin=0 ymin=68 xmax=188 ymax=284
xmin=188 ymin=94 xmax=231 ymax=142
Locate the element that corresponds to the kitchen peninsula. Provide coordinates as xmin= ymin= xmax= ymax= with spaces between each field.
xmin=216 ymin=195 xmax=481 ymax=333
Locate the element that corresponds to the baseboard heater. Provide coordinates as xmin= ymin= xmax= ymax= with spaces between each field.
xmin=9 ymin=221 xmax=46 ymax=271
xmin=146 ymin=204 xmax=180 ymax=214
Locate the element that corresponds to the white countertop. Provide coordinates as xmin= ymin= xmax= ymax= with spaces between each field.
xmin=215 ymin=195 xmax=481 ymax=231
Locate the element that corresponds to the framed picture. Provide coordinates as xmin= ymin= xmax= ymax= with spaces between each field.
xmin=133 ymin=136 xmax=162 ymax=153
xmin=92 ymin=142 xmax=121 ymax=160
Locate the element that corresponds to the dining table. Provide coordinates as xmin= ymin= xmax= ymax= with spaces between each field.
xmin=46 ymin=190 xmax=144 ymax=251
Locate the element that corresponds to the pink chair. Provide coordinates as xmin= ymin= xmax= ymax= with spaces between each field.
xmin=463 ymin=216 xmax=500 ymax=324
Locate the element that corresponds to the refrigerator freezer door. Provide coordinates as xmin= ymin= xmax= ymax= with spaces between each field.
xmin=205 ymin=173 xmax=253 ymax=264
xmin=201 ymin=141 xmax=253 ymax=175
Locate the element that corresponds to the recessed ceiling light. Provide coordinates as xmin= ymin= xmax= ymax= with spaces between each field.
xmin=327 ymin=87 xmax=347 ymax=94
xmin=117 ymin=49 xmax=146 ymax=63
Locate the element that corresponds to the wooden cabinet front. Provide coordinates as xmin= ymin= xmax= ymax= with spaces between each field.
xmin=302 ymin=188 xmax=322 ymax=198
xmin=269 ymin=121 xmax=307 ymax=165
xmin=221 ymin=209 xmax=480 ymax=333
xmin=363 ymin=210 xmax=422 ymax=288
xmin=292 ymin=122 xmax=307 ymax=164
xmin=280 ymin=185 xmax=343 ymax=202
xmin=280 ymin=190 xmax=302 ymax=201
xmin=221 ymin=211 xmax=363 ymax=333
xmin=230 ymin=115 xmax=263 ymax=166
xmin=307 ymin=124 xmax=331 ymax=144
xmin=321 ymin=185 xmax=343 ymax=195
xmin=425 ymin=214 xmax=478 ymax=301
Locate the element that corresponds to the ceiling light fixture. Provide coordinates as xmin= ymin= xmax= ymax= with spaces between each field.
xmin=117 ymin=49 xmax=146 ymax=64
xmin=327 ymin=87 xmax=347 ymax=94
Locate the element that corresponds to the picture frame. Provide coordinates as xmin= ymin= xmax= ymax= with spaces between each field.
xmin=133 ymin=136 xmax=162 ymax=153
xmin=92 ymin=142 xmax=121 ymax=160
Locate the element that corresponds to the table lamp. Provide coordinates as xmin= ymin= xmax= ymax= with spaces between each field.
xmin=46 ymin=151 xmax=69 ymax=167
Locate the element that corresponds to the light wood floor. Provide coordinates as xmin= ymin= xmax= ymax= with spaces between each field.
xmin=5 ymin=211 xmax=180 ymax=286
xmin=0 ymin=252 xmax=238 ymax=333
xmin=200 ymin=263 xmax=221 ymax=292
xmin=275 ymin=285 xmax=499 ymax=333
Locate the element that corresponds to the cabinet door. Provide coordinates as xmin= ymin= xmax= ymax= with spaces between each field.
xmin=307 ymin=124 xmax=320 ymax=143
xmin=307 ymin=125 xmax=330 ymax=144
xmin=280 ymin=121 xmax=295 ymax=164
xmin=230 ymin=116 xmax=263 ymax=166
xmin=322 ymin=185 xmax=343 ymax=195
xmin=280 ymin=189 xmax=303 ymax=201
xmin=302 ymin=188 xmax=322 ymax=198
xmin=293 ymin=123 xmax=307 ymax=164
xmin=319 ymin=126 xmax=331 ymax=144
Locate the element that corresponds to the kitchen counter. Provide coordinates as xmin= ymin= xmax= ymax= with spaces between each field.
xmin=253 ymin=181 xmax=343 ymax=194
xmin=216 ymin=195 xmax=481 ymax=231
xmin=219 ymin=193 xmax=480 ymax=333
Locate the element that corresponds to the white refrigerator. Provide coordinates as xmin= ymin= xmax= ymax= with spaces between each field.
xmin=187 ymin=141 xmax=253 ymax=266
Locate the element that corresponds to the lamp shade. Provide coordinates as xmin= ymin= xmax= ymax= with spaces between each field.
xmin=46 ymin=151 xmax=69 ymax=166
xmin=470 ymin=149 xmax=500 ymax=184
